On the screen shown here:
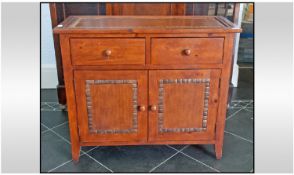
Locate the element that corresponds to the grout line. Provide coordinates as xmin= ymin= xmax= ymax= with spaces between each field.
xmin=166 ymin=145 xmax=220 ymax=173
xmin=41 ymin=124 xmax=49 ymax=133
xmin=41 ymin=121 xmax=69 ymax=134
xmin=41 ymin=109 xmax=67 ymax=112
xmin=48 ymin=159 xmax=73 ymax=172
xmin=84 ymin=146 xmax=99 ymax=154
xmin=84 ymin=153 xmax=114 ymax=173
xmin=47 ymin=146 xmax=98 ymax=173
xmin=149 ymin=145 xmax=189 ymax=172
xmin=179 ymin=151 xmax=221 ymax=172
xmin=243 ymin=107 xmax=253 ymax=112
xmin=41 ymin=123 xmax=50 ymax=130
xmin=41 ymin=129 xmax=49 ymax=133
xmin=41 ymin=102 xmax=67 ymax=111
xmin=229 ymin=106 xmax=244 ymax=109
xmin=41 ymin=124 xmax=73 ymax=173
xmin=148 ymin=152 xmax=179 ymax=172
xmin=165 ymin=144 xmax=183 ymax=152
xmin=42 ymin=122 xmax=107 ymax=173
xmin=231 ymin=100 xmax=253 ymax=102
xmin=224 ymin=131 xmax=253 ymax=143
xmin=45 ymin=140 xmax=99 ymax=172
xmin=41 ymin=123 xmax=71 ymax=144
xmin=45 ymin=103 xmax=58 ymax=111
xmin=50 ymin=121 xmax=69 ymax=130
xmin=226 ymin=108 xmax=244 ymax=120
xmin=231 ymin=101 xmax=241 ymax=108
xmin=226 ymin=101 xmax=253 ymax=121
xmin=80 ymin=146 xmax=100 ymax=156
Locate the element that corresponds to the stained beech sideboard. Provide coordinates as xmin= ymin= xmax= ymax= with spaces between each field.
xmin=54 ymin=16 xmax=241 ymax=161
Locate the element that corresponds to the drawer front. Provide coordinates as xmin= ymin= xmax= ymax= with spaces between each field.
xmin=70 ymin=38 xmax=145 ymax=65
xmin=151 ymin=38 xmax=224 ymax=65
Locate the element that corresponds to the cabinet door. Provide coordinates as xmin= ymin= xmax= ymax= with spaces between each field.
xmin=149 ymin=70 xmax=221 ymax=141
xmin=74 ymin=70 xmax=147 ymax=143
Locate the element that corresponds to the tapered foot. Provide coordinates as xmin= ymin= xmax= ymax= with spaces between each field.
xmin=72 ymin=145 xmax=80 ymax=162
xmin=215 ymin=144 xmax=223 ymax=160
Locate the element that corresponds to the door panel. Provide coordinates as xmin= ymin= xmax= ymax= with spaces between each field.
xmin=74 ymin=70 xmax=147 ymax=142
xmin=149 ymin=70 xmax=221 ymax=141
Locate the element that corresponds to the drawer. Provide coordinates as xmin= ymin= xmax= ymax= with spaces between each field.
xmin=151 ymin=38 xmax=224 ymax=65
xmin=70 ymin=38 xmax=145 ymax=65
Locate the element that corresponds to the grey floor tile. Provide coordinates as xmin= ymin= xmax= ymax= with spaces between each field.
xmin=52 ymin=154 xmax=110 ymax=173
xmin=182 ymin=133 xmax=253 ymax=172
xmin=238 ymin=69 xmax=254 ymax=88
xmin=87 ymin=145 xmax=177 ymax=172
xmin=52 ymin=122 xmax=70 ymax=140
xmin=247 ymin=102 xmax=254 ymax=108
xmin=231 ymin=68 xmax=253 ymax=100
xmin=41 ymin=102 xmax=66 ymax=111
xmin=41 ymin=111 xmax=68 ymax=128
xmin=41 ymin=102 xmax=54 ymax=111
xmin=238 ymin=62 xmax=253 ymax=68
xmin=153 ymin=153 xmax=216 ymax=172
xmin=167 ymin=144 xmax=187 ymax=151
xmin=41 ymin=89 xmax=58 ymax=102
xmin=244 ymin=107 xmax=253 ymax=112
xmin=41 ymin=131 xmax=72 ymax=172
xmin=41 ymin=124 xmax=48 ymax=132
xmin=52 ymin=122 xmax=96 ymax=153
xmin=231 ymin=87 xmax=253 ymax=100
xmin=225 ymin=109 xmax=253 ymax=141
xmin=226 ymin=108 xmax=242 ymax=119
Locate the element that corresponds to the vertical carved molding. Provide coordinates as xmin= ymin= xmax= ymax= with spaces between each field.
xmin=85 ymin=80 xmax=138 ymax=134
xmin=158 ymin=78 xmax=210 ymax=133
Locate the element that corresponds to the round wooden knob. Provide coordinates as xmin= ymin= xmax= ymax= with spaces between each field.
xmin=183 ymin=49 xmax=191 ymax=56
xmin=150 ymin=105 xmax=157 ymax=111
xmin=104 ymin=49 xmax=112 ymax=56
xmin=139 ymin=105 xmax=146 ymax=112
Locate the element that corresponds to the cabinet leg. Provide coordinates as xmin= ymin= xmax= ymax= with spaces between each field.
xmin=215 ymin=142 xmax=223 ymax=160
xmin=72 ymin=143 xmax=80 ymax=162
xmin=57 ymin=85 xmax=66 ymax=105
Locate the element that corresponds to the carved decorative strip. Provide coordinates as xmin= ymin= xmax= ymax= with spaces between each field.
xmin=85 ymin=80 xmax=138 ymax=134
xmin=158 ymin=78 xmax=210 ymax=133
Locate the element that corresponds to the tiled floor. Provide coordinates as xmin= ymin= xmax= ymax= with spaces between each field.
xmin=41 ymin=68 xmax=254 ymax=173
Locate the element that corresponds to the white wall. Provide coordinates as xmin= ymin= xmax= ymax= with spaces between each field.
xmin=41 ymin=3 xmax=58 ymax=89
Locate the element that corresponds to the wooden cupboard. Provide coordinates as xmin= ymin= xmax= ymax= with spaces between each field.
xmin=49 ymin=2 xmax=241 ymax=105
xmin=54 ymin=16 xmax=241 ymax=161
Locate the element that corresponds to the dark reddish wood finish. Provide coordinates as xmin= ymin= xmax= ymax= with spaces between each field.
xmin=55 ymin=16 xmax=241 ymax=161
xmin=70 ymin=38 xmax=145 ymax=65
xmin=49 ymin=3 xmax=241 ymax=106
xmin=74 ymin=70 xmax=147 ymax=143
xmin=148 ymin=70 xmax=221 ymax=142
xmin=106 ymin=3 xmax=186 ymax=16
xmin=151 ymin=38 xmax=224 ymax=65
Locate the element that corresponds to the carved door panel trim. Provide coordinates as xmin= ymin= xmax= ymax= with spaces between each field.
xmin=74 ymin=70 xmax=148 ymax=143
xmin=158 ymin=78 xmax=210 ymax=133
xmin=148 ymin=69 xmax=221 ymax=142
xmin=85 ymin=79 xmax=138 ymax=134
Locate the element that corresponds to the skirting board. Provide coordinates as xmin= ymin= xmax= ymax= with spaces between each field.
xmin=41 ymin=64 xmax=58 ymax=89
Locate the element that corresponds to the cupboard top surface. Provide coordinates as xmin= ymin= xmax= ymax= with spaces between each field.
xmin=53 ymin=16 xmax=241 ymax=34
